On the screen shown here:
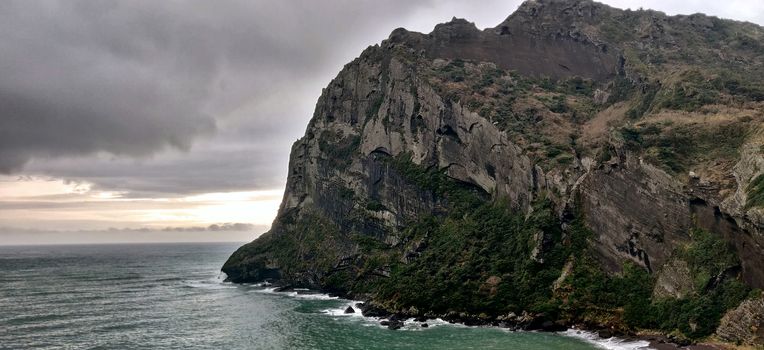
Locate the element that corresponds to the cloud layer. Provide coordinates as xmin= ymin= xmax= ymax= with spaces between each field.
xmin=0 ymin=0 xmax=761 ymax=233
xmin=0 ymin=0 xmax=525 ymax=189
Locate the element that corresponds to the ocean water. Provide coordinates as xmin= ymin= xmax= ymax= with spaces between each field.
xmin=0 ymin=243 xmax=652 ymax=349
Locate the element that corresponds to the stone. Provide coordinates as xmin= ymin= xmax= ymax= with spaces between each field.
xmin=652 ymin=259 xmax=694 ymax=299
xmin=716 ymin=296 xmax=764 ymax=346
xmin=598 ymin=330 xmax=613 ymax=339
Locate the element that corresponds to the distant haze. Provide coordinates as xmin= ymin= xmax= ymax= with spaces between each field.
xmin=0 ymin=225 xmax=267 ymax=246
xmin=0 ymin=0 xmax=761 ymax=244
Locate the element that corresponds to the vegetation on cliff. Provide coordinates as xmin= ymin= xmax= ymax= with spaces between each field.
xmin=226 ymin=156 xmax=754 ymax=340
xmin=224 ymin=0 xmax=764 ymax=345
xmin=747 ymin=174 xmax=764 ymax=209
xmin=560 ymin=227 xmax=752 ymax=340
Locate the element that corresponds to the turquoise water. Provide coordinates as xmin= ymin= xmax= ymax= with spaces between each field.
xmin=0 ymin=243 xmax=649 ymax=349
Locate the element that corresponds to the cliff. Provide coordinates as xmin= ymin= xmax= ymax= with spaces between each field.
xmin=223 ymin=0 xmax=764 ymax=344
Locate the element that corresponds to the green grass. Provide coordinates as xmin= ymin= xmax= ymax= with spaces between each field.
xmin=388 ymin=153 xmax=485 ymax=213
xmin=619 ymin=122 xmax=748 ymax=175
xmin=653 ymin=71 xmax=721 ymax=112
xmin=318 ymin=131 xmax=361 ymax=170
xmin=746 ymin=174 xmax=764 ymax=209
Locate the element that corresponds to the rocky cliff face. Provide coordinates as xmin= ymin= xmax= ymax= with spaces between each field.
xmin=223 ymin=0 xmax=764 ymax=343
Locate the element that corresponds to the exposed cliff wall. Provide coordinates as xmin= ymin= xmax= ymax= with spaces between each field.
xmin=223 ymin=0 xmax=764 ymax=343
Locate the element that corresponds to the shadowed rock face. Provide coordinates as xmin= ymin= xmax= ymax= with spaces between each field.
xmin=223 ymin=0 xmax=764 ymax=343
xmin=388 ymin=10 xmax=620 ymax=81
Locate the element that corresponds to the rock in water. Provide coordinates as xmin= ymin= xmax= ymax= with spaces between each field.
xmin=344 ymin=306 xmax=355 ymax=314
xmin=387 ymin=320 xmax=404 ymax=330
xmin=598 ymin=330 xmax=613 ymax=339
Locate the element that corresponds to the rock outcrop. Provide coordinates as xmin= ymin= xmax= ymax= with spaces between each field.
xmin=223 ymin=0 xmax=764 ymax=343
xmin=716 ymin=295 xmax=764 ymax=345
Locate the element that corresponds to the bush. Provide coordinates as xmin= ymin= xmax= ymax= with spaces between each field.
xmin=388 ymin=153 xmax=485 ymax=213
xmin=562 ymin=227 xmax=750 ymax=340
xmin=318 ymin=131 xmax=361 ymax=170
xmin=374 ymin=199 xmax=568 ymax=316
xmin=745 ymin=174 xmax=764 ymax=208
xmin=619 ymin=122 xmax=747 ymax=175
xmin=365 ymin=200 xmax=386 ymax=212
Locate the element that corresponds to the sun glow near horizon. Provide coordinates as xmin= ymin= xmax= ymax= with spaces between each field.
xmin=0 ymin=176 xmax=283 ymax=232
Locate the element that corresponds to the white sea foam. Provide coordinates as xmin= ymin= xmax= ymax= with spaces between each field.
xmin=217 ymin=271 xmax=228 ymax=282
xmin=321 ymin=300 xmax=457 ymax=331
xmin=560 ymin=328 xmax=654 ymax=350
xmin=249 ymin=286 xmax=339 ymax=300
xmin=322 ymin=300 xmax=366 ymax=318
xmin=253 ymin=286 xmax=280 ymax=294
xmin=183 ymin=276 xmax=236 ymax=290
xmin=247 ymin=285 xmax=653 ymax=348
xmin=397 ymin=317 xmax=456 ymax=331
xmin=240 ymin=281 xmax=272 ymax=287
xmin=287 ymin=291 xmax=339 ymax=300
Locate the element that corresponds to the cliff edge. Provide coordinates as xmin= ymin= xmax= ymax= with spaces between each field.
xmin=224 ymin=0 xmax=764 ymax=344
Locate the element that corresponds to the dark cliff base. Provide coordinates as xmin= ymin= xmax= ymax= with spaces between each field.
xmin=248 ymin=284 xmax=735 ymax=349
xmin=224 ymin=181 xmax=754 ymax=346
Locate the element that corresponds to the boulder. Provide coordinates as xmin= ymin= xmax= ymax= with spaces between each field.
xmin=359 ymin=303 xmax=390 ymax=318
xmin=716 ymin=296 xmax=764 ymax=346
xmin=598 ymin=330 xmax=613 ymax=339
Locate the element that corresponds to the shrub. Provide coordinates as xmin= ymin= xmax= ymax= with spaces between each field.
xmin=562 ymin=227 xmax=750 ymax=340
xmin=318 ymin=131 xmax=361 ymax=170
xmin=374 ymin=199 xmax=568 ymax=316
xmin=745 ymin=174 xmax=764 ymax=208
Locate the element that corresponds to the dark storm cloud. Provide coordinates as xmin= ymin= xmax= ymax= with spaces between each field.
xmin=24 ymin=137 xmax=288 ymax=196
xmin=0 ymin=1 xmax=225 ymax=173
xmin=4 ymin=0 xmax=758 ymax=198
xmin=0 ymin=0 xmax=452 ymax=185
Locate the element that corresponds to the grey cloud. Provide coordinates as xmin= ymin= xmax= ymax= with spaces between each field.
xmin=0 ymin=223 xmax=260 ymax=233
xmin=0 ymin=224 xmax=270 ymax=245
xmin=24 ymin=139 xmax=289 ymax=195
xmin=7 ymin=0 xmax=754 ymax=200
xmin=0 ymin=0 xmax=460 ymax=192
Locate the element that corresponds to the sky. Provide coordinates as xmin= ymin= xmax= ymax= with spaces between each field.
xmin=0 ymin=0 xmax=762 ymax=245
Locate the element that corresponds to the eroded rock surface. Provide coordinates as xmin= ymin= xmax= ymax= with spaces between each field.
xmin=717 ymin=296 xmax=764 ymax=345
xmin=223 ymin=0 xmax=764 ymax=343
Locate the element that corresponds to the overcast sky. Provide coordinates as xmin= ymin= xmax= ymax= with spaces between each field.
xmin=1 ymin=0 xmax=762 ymax=244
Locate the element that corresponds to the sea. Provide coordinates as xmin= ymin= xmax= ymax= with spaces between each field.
xmin=0 ymin=242 xmax=654 ymax=349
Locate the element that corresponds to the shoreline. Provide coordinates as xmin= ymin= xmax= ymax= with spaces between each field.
xmin=246 ymin=282 xmax=745 ymax=350
xmin=248 ymin=283 xmax=660 ymax=350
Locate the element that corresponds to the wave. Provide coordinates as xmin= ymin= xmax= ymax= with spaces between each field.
xmin=321 ymin=300 xmax=459 ymax=332
xmin=322 ymin=301 xmax=655 ymax=349
xmin=250 ymin=286 xmax=340 ymax=300
xmin=287 ymin=291 xmax=339 ymax=300
xmin=560 ymin=329 xmax=653 ymax=350
xmin=182 ymin=275 xmax=236 ymax=290
xmin=242 ymin=284 xmax=656 ymax=349
xmin=322 ymin=301 xmax=366 ymax=318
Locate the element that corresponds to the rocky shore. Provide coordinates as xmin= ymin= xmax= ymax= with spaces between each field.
xmin=268 ymin=283 xmax=745 ymax=349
